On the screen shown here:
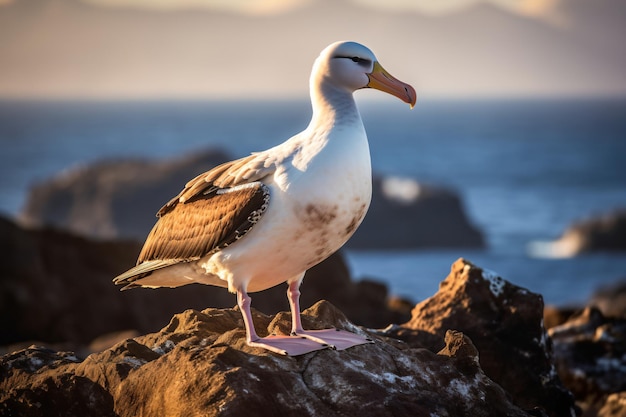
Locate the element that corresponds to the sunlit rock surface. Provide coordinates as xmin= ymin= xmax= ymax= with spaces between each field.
xmin=384 ymin=258 xmax=576 ymax=417
xmin=1 ymin=258 xmax=582 ymax=417
xmin=3 ymin=302 xmax=532 ymax=417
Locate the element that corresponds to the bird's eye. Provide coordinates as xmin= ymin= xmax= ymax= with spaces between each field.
xmin=349 ymin=57 xmax=371 ymax=67
xmin=333 ymin=55 xmax=371 ymax=66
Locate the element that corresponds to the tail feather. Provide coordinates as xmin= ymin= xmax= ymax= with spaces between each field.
xmin=113 ymin=259 xmax=181 ymax=289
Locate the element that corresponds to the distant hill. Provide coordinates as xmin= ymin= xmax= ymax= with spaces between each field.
xmin=0 ymin=0 xmax=624 ymax=99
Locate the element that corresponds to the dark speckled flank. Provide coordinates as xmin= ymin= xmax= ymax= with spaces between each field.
xmin=296 ymin=200 xmax=368 ymax=268
xmin=302 ymin=203 xmax=339 ymax=229
xmin=344 ymin=202 xmax=368 ymax=237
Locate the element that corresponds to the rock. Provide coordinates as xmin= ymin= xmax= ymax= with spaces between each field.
xmin=19 ymin=151 xmax=484 ymax=249
xmin=0 ymin=216 xmax=409 ymax=350
xmin=544 ymin=305 xmax=579 ymax=330
xmin=19 ymin=149 xmax=232 ymax=239
xmin=1 ymin=302 xmax=534 ymax=417
xmin=597 ymin=393 xmax=626 ymax=417
xmin=1 ymin=258 xmax=579 ymax=416
xmin=549 ymin=307 xmax=626 ymax=417
xmin=383 ymin=258 xmax=577 ymax=417
xmin=88 ymin=330 xmax=141 ymax=354
xmin=348 ymin=176 xmax=484 ymax=249
xmin=0 ymin=215 xmax=143 ymax=347
xmin=542 ymin=209 xmax=626 ymax=257
xmin=0 ymin=346 xmax=114 ymax=417
xmin=588 ymin=279 xmax=626 ymax=318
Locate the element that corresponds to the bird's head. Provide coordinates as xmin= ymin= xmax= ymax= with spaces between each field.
xmin=312 ymin=41 xmax=416 ymax=108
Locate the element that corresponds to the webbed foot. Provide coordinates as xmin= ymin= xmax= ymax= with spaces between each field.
xmin=248 ymin=335 xmax=330 ymax=356
xmin=294 ymin=328 xmax=373 ymax=351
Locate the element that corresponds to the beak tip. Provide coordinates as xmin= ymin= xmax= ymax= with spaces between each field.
xmin=407 ymin=94 xmax=417 ymax=110
xmin=404 ymin=84 xmax=417 ymax=109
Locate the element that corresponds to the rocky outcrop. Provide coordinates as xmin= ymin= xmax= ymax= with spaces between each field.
xmin=384 ymin=259 xmax=576 ymax=417
xmin=19 ymin=149 xmax=231 ymax=240
xmin=588 ymin=279 xmax=626 ymax=318
xmin=543 ymin=283 xmax=626 ymax=417
xmin=349 ymin=176 xmax=484 ymax=249
xmin=2 ymin=302 xmax=541 ymax=417
xmin=548 ymin=307 xmax=626 ymax=417
xmin=540 ymin=209 xmax=626 ymax=257
xmin=19 ymin=150 xmax=484 ymax=249
xmin=1 ymin=258 xmax=579 ymax=417
xmin=0 ymin=216 xmax=408 ymax=351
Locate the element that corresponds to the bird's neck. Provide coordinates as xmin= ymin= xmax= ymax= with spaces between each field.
xmin=308 ymin=81 xmax=362 ymax=132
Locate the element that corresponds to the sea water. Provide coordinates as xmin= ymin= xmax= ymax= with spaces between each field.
xmin=1 ymin=98 xmax=625 ymax=305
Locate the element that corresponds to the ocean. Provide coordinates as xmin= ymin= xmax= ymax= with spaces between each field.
xmin=1 ymin=97 xmax=625 ymax=306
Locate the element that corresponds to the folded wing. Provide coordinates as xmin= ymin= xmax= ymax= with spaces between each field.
xmin=113 ymin=155 xmax=274 ymax=287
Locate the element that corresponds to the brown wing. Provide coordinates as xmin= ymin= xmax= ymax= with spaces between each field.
xmin=137 ymin=182 xmax=270 ymax=263
xmin=158 ymin=154 xmax=274 ymax=217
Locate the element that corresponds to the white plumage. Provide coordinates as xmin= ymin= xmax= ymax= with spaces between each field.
xmin=114 ymin=41 xmax=416 ymax=355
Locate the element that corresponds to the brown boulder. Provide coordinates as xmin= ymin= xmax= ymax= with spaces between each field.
xmin=549 ymin=307 xmax=626 ymax=417
xmin=384 ymin=258 xmax=577 ymax=417
xmin=1 ymin=302 xmax=532 ymax=417
xmin=0 ymin=347 xmax=115 ymax=417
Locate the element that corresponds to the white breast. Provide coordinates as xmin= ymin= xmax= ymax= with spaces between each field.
xmin=202 ymin=122 xmax=372 ymax=293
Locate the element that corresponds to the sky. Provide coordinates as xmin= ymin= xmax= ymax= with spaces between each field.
xmin=0 ymin=0 xmax=624 ymax=99
xmin=77 ymin=0 xmax=562 ymax=20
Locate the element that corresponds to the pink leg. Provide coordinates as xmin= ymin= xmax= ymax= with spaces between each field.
xmin=286 ymin=281 xmax=374 ymax=351
xmin=287 ymin=280 xmax=305 ymax=335
xmin=237 ymin=289 xmax=261 ymax=343
xmin=236 ymin=288 xmax=328 ymax=356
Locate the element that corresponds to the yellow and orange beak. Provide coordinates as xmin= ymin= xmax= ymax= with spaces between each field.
xmin=367 ymin=62 xmax=417 ymax=109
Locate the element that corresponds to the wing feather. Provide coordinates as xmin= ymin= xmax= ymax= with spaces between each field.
xmin=138 ymin=182 xmax=270 ymax=263
xmin=114 ymin=145 xmax=290 ymax=289
xmin=158 ymin=153 xmax=275 ymax=217
xmin=113 ymin=153 xmax=275 ymax=288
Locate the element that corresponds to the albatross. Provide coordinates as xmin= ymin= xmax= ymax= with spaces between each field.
xmin=113 ymin=41 xmax=416 ymax=356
